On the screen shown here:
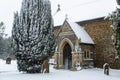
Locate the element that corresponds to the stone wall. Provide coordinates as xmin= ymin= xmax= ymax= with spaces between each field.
xmin=78 ymin=17 xmax=120 ymax=69
xmin=54 ymin=26 xmax=60 ymax=36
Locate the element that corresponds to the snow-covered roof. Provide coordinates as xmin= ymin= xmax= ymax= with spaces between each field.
xmin=53 ymin=11 xmax=66 ymax=26
xmin=53 ymin=0 xmax=117 ymax=26
xmin=66 ymin=20 xmax=94 ymax=44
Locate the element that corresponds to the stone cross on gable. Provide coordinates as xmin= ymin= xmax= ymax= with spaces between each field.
xmin=65 ymin=14 xmax=68 ymax=20
xmin=57 ymin=4 xmax=61 ymax=12
xmin=53 ymin=4 xmax=61 ymax=16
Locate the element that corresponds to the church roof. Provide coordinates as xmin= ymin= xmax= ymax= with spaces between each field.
xmin=53 ymin=0 xmax=116 ymax=26
xmin=66 ymin=19 xmax=94 ymax=44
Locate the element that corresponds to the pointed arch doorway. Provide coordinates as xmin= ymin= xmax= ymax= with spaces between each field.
xmin=63 ymin=43 xmax=72 ymax=69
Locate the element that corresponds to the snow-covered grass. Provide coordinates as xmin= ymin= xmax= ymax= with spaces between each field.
xmin=0 ymin=59 xmax=120 ymax=80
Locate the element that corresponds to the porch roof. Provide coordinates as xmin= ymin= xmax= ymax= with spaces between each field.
xmin=66 ymin=20 xmax=94 ymax=44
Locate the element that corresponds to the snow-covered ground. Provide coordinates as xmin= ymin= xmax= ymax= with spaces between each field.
xmin=0 ymin=59 xmax=120 ymax=80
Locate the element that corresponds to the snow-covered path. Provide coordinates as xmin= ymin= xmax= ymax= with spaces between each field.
xmin=0 ymin=60 xmax=120 ymax=80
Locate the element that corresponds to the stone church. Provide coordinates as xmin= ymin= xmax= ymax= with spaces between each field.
xmin=53 ymin=17 xmax=120 ymax=70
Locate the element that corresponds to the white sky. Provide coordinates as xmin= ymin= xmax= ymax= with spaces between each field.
xmin=0 ymin=0 xmax=117 ymax=37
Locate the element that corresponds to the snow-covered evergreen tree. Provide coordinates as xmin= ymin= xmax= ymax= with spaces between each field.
xmin=108 ymin=0 xmax=120 ymax=58
xmin=12 ymin=0 xmax=56 ymax=73
xmin=0 ymin=22 xmax=6 ymax=53
xmin=0 ymin=22 xmax=5 ymax=37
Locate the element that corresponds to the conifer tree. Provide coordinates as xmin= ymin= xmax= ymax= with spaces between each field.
xmin=12 ymin=0 xmax=56 ymax=73
xmin=108 ymin=0 xmax=120 ymax=58
xmin=0 ymin=22 xmax=5 ymax=37
xmin=0 ymin=22 xmax=6 ymax=53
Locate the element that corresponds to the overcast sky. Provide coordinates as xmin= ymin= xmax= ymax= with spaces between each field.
xmin=0 ymin=0 xmax=117 ymax=37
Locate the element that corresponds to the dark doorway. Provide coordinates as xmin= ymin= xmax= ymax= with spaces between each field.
xmin=63 ymin=43 xmax=72 ymax=69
